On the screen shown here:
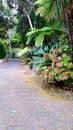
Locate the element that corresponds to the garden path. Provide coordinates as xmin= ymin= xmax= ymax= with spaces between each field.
xmin=0 ymin=59 xmax=73 ymax=130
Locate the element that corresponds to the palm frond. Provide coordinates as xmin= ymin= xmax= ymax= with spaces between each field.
xmin=35 ymin=33 xmax=45 ymax=47
xmin=35 ymin=0 xmax=70 ymax=20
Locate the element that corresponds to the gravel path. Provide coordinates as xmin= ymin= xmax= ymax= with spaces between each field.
xmin=0 ymin=59 xmax=73 ymax=130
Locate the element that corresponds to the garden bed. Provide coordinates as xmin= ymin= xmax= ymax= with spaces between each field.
xmin=25 ymin=64 xmax=73 ymax=93
xmin=23 ymin=65 xmax=73 ymax=100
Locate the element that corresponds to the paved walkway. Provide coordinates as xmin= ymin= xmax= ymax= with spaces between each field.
xmin=0 ymin=59 xmax=73 ymax=130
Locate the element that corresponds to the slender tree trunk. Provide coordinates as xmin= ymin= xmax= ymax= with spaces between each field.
xmin=65 ymin=8 xmax=73 ymax=64
xmin=23 ymin=9 xmax=33 ymax=30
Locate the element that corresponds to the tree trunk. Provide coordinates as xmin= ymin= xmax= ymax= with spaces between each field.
xmin=23 ymin=9 xmax=33 ymax=30
xmin=65 ymin=8 xmax=73 ymax=64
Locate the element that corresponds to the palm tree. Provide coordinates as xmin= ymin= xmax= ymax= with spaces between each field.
xmin=35 ymin=0 xmax=73 ymax=63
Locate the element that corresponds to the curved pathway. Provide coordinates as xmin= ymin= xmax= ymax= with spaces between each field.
xmin=0 ymin=59 xmax=73 ymax=130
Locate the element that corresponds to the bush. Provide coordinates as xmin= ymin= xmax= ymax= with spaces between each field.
xmin=11 ymin=49 xmax=16 ymax=58
xmin=41 ymin=45 xmax=73 ymax=88
xmin=23 ymin=45 xmax=57 ymax=68
xmin=11 ymin=48 xmax=21 ymax=58
xmin=0 ymin=40 xmax=7 ymax=59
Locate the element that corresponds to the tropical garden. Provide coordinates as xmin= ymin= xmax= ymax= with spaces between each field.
xmin=0 ymin=0 xmax=73 ymax=91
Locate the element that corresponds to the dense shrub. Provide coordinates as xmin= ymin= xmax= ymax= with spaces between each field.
xmin=0 ymin=40 xmax=7 ymax=59
xmin=41 ymin=45 xmax=73 ymax=88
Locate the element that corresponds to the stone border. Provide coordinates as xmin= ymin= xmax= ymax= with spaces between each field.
xmin=0 ymin=59 xmax=8 ymax=64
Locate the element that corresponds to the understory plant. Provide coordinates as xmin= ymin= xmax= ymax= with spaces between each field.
xmin=0 ymin=39 xmax=7 ymax=59
xmin=21 ymin=46 xmax=50 ymax=67
xmin=22 ymin=42 xmax=59 ymax=68
xmin=41 ymin=44 xmax=73 ymax=88
xmin=26 ymin=20 xmax=64 ymax=47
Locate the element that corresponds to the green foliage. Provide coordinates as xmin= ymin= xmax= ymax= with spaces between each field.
xmin=0 ymin=39 xmax=7 ymax=59
xmin=11 ymin=48 xmax=16 ymax=58
xmin=31 ymin=13 xmax=49 ymax=28
xmin=11 ymin=48 xmax=22 ymax=58
xmin=23 ymin=44 xmax=57 ymax=68
xmin=35 ymin=33 xmax=45 ymax=47
xmin=16 ymin=16 xmax=30 ymax=45
xmin=26 ymin=21 xmax=65 ymax=47
xmin=26 ymin=27 xmax=52 ymax=47
xmin=0 ymin=3 xmax=13 ymax=39
xmin=34 ymin=0 xmax=69 ymax=20
xmin=41 ymin=45 xmax=73 ymax=87
xmin=11 ymin=29 xmax=21 ymax=46
xmin=18 ymin=47 xmax=29 ymax=57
